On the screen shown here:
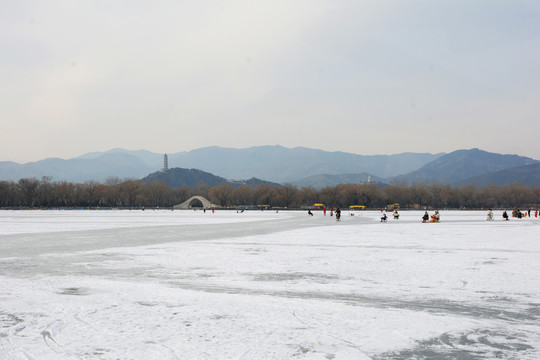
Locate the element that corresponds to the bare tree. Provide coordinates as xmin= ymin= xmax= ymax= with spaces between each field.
xmin=80 ymin=181 xmax=101 ymax=207
xmin=319 ymin=186 xmax=338 ymax=208
xmin=18 ymin=178 xmax=40 ymax=207
xmin=37 ymin=176 xmax=55 ymax=207
xmin=104 ymin=176 xmax=122 ymax=187
xmin=0 ymin=181 xmax=19 ymax=207
xmin=209 ymin=184 xmax=234 ymax=206
xmin=146 ymin=181 xmax=172 ymax=207
xmin=2 ymin=175 xmax=538 ymax=211
xmin=409 ymin=183 xmax=433 ymax=208
xmin=253 ymin=185 xmax=275 ymax=206
xmin=55 ymin=181 xmax=78 ymax=207
xmin=274 ymin=183 xmax=298 ymax=208
xmin=296 ymin=186 xmax=319 ymax=207
xmin=356 ymin=184 xmax=382 ymax=208
xmin=117 ymin=180 xmax=144 ymax=207
xmin=232 ymin=185 xmax=254 ymax=206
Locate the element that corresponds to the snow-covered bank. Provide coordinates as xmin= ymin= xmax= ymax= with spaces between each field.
xmin=1 ymin=210 xmax=539 ymax=359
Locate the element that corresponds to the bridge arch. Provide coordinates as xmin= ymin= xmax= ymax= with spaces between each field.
xmin=174 ymin=196 xmax=218 ymax=210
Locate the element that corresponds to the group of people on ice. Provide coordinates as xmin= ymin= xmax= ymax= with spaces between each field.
xmin=422 ymin=210 xmax=440 ymax=223
xmin=502 ymin=208 xmax=538 ymax=220
xmin=478 ymin=208 xmax=538 ymax=221
xmin=311 ymin=207 xmax=342 ymax=221
xmin=308 ymin=207 xmax=538 ymax=223
xmin=381 ymin=209 xmax=399 ymax=222
xmin=511 ymin=208 xmax=536 ymax=219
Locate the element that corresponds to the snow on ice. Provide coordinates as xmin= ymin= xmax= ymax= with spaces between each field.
xmin=1 ymin=209 xmax=539 ymax=359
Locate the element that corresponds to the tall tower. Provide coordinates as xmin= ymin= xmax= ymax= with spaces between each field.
xmin=162 ymin=153 xmax=169 ymax=172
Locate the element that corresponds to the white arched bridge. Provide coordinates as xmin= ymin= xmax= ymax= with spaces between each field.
xmin=174 ymin=196 xmax=218 ymax=210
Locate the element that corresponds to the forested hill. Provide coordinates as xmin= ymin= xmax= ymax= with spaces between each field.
xmin=141 ymin=168 xmax=281 ymax=188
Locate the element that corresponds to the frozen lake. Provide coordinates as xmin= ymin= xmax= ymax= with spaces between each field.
xmin=1 ymin=209 xmax=539 ymax=359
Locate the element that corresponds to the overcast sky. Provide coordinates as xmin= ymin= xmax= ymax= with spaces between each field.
xmin=2 ymin=1 xmax=539 ymax=163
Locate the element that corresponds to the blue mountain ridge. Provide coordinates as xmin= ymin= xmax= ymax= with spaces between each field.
xmin=1 ymin=146 xmax=538 ymax=186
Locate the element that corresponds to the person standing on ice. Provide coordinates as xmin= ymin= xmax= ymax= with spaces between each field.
xmin=503 ymin=211 xmax=509 ymax=221
xmin=323 ymin=207 xmax=327 ymax=216
xmin=336 ymin=208 xmax=341 ymax=221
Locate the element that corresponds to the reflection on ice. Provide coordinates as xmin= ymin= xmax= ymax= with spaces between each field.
xmin=0 ymin=210 xmax=539 ymax=359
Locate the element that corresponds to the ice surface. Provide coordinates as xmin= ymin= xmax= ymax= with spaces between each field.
xmin=1 ymin=209 xmax=539 ymax=359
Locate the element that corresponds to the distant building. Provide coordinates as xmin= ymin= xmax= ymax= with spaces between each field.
xmin=228 ymin=179 xmax=247 ymax=185
xmin=162 ymin=154 xmax=169 ymax=172
xmin=357 ymin=175 xmax=372 ymax=185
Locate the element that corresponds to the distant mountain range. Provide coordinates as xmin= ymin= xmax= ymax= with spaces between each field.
xmin=0 ymin=146 xmax=539 ymax=187
xmin=164 ymin=146 xmax=443 ymax=182
xmin=0 ymin=146 xmax=443 ymax=183
xmin=0 ymin=152 xmax=154 ymax=183
xmin=455 ymin=162 xmax=540 ymax=187
xmin=393 ymin=148 xmax=539 ymax=186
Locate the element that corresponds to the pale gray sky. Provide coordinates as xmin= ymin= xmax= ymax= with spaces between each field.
xmin=2 ymin=0 xmax=539 ymax=163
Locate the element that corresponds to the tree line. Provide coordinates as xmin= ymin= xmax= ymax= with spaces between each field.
xmin=1 ymin=177 xmax=539 ymax=210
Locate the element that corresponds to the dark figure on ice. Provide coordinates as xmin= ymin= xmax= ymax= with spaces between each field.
xmin=381 ymin=213 xmax=388 ymax=222
xmin=336 ymin=208 xmax=341 ymax=221
xmin=422 ymin=211 xmax=429 ymax=223
xmin=503 ymin=211 xmax=509 ymax=221
xmin=308 ymin=210 xmax=313 ymax=216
